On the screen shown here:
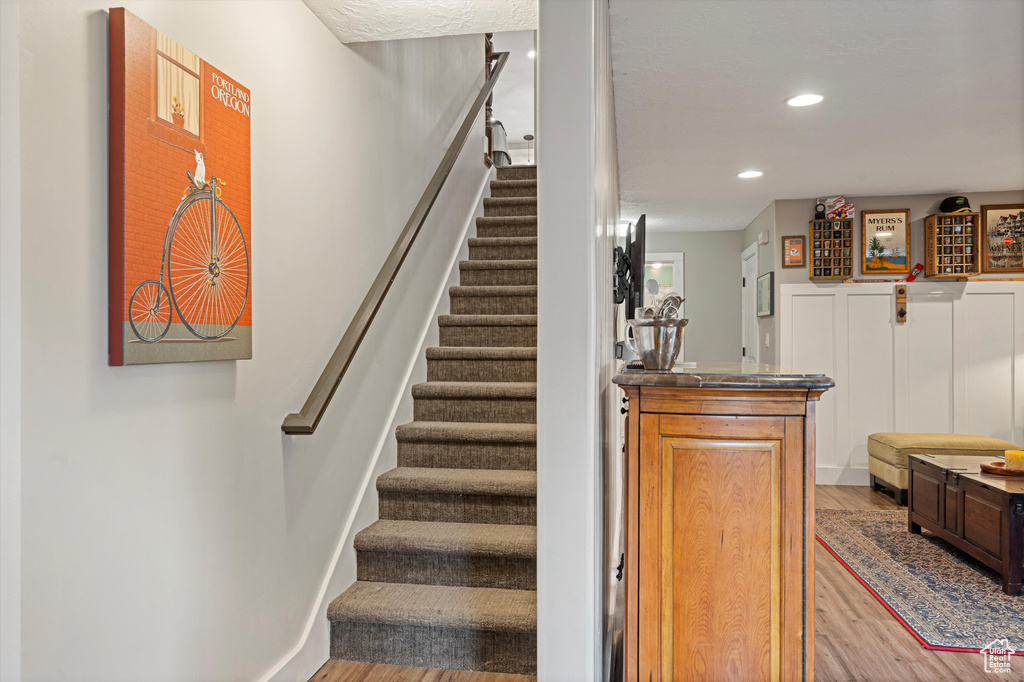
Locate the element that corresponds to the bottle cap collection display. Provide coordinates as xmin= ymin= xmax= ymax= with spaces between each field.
xmin=809 ymin=218 xmax=853 ymax=280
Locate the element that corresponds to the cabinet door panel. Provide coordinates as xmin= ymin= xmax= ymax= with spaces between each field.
xmin=662 ymin=437 xmax=781 ymax=681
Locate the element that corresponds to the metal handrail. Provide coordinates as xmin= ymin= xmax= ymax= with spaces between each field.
xmin=283 ymin=52 xmax=510 ymax=435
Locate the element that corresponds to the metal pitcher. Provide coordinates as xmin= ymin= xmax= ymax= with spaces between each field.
xmin=625 ymin=318 xmax=688 ymax=371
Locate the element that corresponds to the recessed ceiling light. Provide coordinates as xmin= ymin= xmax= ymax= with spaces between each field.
xmin=738 ymin=170 xmax=763 ymax=179
xmin=527 ymin=50 xmax=536 ymax=59
xmin=787 ymin=93 xmax=824 ymax=107
xmin=650 ymin=262 xmax=663 ymax=269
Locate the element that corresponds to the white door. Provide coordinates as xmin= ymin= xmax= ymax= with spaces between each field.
xmin=741 ymin=243 xmax=758 ymax=362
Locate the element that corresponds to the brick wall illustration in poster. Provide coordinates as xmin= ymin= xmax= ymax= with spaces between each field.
xmin=109 ymin=8 xmax=251 ymax=365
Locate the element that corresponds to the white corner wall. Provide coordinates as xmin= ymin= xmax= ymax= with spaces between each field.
xmin=1 ymin=1 xmax=23 ymax=680
xmin=537 ymin=0 xmax=621 ymax=678
xmin=16 ymin=2 xmax=486 ymax=680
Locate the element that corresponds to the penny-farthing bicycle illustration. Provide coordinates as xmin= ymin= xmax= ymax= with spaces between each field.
xmin=129 ymin=170 xmax=249 ymax=342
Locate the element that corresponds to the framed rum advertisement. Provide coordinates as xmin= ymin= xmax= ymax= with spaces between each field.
xmin=109 ymin=8 xmax=252 ymax=366
xmin=782 ymin=236 xmax=805 ymax=267
xmin=861 ymin=209 xmax=910 ymax=275
xmin=979 ymin=204 xmax=1024 ymax=273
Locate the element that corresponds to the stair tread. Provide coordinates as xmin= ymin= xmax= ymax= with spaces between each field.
xmin=412 ymin=382 xmax=536 ymax=399
xmin=355 ymin=519 xmax=536 ymax=556
xmin=377 ymin=467 xmax=536 ymax=496
xmin=327 ymin=582 xmax=536 ymax=632
xmin=437 ymin=314 xmax=536 ymax=327
xmin=395 ymin=421 xmax=536 ymax=443
xmin=468 ymin=236 xmax=537 ymax=246
xmin=449 ymin=285 xmax=538 ymax=297
xmin=490 ymin=179 xmax=536 ymax=189
xmin=426 ymin=346 xmax=536 ymax=360
xmin=460 ymin=259 xmax=537 ymax=270
xmin=477 ymin=212 xmax=536 ymax=220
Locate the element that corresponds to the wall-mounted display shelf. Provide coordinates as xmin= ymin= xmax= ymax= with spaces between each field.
xmin=809 ymin=218 xmax=853 ymax=280
xmin=925 ymin=212 xmax=979 ymax=278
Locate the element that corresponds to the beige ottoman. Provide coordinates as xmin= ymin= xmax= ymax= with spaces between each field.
xmin=867 ymin=432 xmax=1021 ymax=505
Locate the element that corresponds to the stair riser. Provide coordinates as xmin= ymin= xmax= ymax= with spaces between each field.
xmin=489 ymin=186 xmax=536 ymax=199
xmin=496 ymin=167 xmax=537 ymax=181
xmin=484 ymin=201 xmax=537 ymax=218
xmin=460 ymin=268 xmax=537 ymax=286
xmin=450 ymin=296 xmax=536 ymax=315
xmin=330 ymin=622 xmax=536 ymax=675
xmin=476 ymin=224 xmax=537 ymax=239
xmin=357 ymin=551 xmax=535 ymax=590
xmin=469 ymin=244 xmax=537 ymax=260
xmin=397 ymin=442 xmax=536 ymax=470
xmin=439 ymin=325 xmax=536 ymax=347
xmin=379 ymin=492 xmax=536 ymax=525
xmin=427 ymin=358 xmax=536 ymax=382
xmin=414 ymin=398 xmax=536 ymax=424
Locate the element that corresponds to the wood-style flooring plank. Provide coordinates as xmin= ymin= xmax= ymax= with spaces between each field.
xmin=310 ymin=660 xmax=535 ymax=682
xmin=815 ymin=485 xmax=1022 ymax=682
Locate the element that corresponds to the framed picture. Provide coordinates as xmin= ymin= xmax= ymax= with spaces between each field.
xmin=979 ymin=204 xmax=1024 ymax=273
xmin=782 ymin=236 xmax=805 ymax=267
xmin=861 ymin=209 xmax=910 ymax=274
xmin=756 ymin=271 xmax=774 ymax=317
xmin=109 ymin=9 xmax=252 ymax=366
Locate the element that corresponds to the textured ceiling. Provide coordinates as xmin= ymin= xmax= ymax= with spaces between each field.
xmin=491 ymin=30 xmax=536 ymax=144
xmin=610 ymin=0 xmax=1024 ymax=232
xmin=302 ymin=0 xmax=537 ymax=43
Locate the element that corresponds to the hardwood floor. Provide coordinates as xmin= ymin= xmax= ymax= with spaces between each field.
xmin=815 ymin=484 xmax=1021 ymax=681
xmin=310 ymin=660 xmax=535 ymax=682
xmin=314 ymin=484 xmax=1018 ymax=681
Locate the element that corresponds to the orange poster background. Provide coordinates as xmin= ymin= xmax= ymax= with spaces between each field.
xmin=110 ymin=8 xmax=251 ymax=365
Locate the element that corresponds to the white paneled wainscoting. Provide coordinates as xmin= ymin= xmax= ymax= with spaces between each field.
xmin=780 ymin=281 xmax=1024 ymax=485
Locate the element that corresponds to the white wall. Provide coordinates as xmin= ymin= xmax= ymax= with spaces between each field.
xmin=537 ymin=0 xmax=620 ymax=678
xmin=646 ymin=230 xmax=743 ymax=362
xmin=17 ymin=2 xmax=486 ymax=680
xmin=780 ymin=281 xmax=1024 ymax=484
xmin=1 ymin=1 xmax=23 ymax=679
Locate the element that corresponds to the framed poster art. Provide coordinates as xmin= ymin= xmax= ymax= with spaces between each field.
xmin=782 ymin=236 xmax=804 ymax=267
xmin=756 ymin=271 xmax=774 ymax=317
xmin=861 ymin=209 xmax=910 ymax=275
xmin=979 ymin=204 xmax=1024 ymax=273
xmin=109 ymin=8 xmax=252 ymax=365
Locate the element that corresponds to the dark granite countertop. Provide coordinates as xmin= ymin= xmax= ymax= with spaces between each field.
xmin=612 ymin=362 xmax=835 ymax=390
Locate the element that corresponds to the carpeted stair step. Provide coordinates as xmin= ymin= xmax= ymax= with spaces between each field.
xmin=489 ymin=179 xmax=536 ymax=198
xmin=438 ymin=314 xmax=536 ymax=347
xmin=412 ymin=381 xmax=536 ymax=424
xmin=355 ymin=520 xmax=536 ymax=589
xmin=449 ymin=286 xmax=537 ymax=315
xmin=377 ymin=467 xmax=536 ymax=525
xmin=426 ymin=346 xmax=536 ymax=382
xmin=496 ymin=165 xmax=537 ymax=182
xmin=476 ymin=215 xmax=537 ymax=239
xmin=328 ymin=582 xmax=536 ymax=674
xmin=396 ymin=421 xmax=536 ymax=470
xmin=483 ymin=197 xmax=537 ymax=218
xmin=469 ymin=236 xmax=537 ymax=261
xmin=459 ymin=259 xmax=537 ymax=286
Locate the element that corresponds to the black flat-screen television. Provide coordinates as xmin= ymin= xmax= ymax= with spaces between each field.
xmin=625 ymin=214 xmax=646 ymax=320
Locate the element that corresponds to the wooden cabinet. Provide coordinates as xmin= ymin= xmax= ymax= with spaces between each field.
xmin=924 ymin=212 xmax=980 ymax=278
xmin=615 ymin=367 xmax=832 ymax=682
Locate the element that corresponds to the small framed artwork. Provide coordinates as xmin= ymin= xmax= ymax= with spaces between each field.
xmin=756 ymin=271 xmax=774 ymax=317
xmin=861 ymin=209 xmax=910 ymax=274
xmin=979 ymin=204 xmax=1024 ymax=273
xmin=782 ymin=236 xmax=805 ymax=267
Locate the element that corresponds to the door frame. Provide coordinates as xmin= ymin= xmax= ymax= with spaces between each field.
xmin=741 ymin=243 xmax=758 ymax=363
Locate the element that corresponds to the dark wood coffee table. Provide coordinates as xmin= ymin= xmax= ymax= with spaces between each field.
xmin=908 ymin=453 xmax=1024 ymax=595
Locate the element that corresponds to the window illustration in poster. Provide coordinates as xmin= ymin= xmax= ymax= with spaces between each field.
xmin=109 ymin=8 xmax=251 ymax=365
xmin=860 ymin=209 xmax=910 ymax=275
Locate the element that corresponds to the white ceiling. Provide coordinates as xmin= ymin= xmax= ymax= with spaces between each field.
xmin=491 ymin=30 xmax=536 ymax=144
xmin=302 ymin=0 xmax=537 ymax=43
xmin=610 ymin=0 xmax=1024 ymax=232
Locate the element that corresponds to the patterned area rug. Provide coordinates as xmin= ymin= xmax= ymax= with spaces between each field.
xmin=816 ymin=508 xmax=1024 ymax=655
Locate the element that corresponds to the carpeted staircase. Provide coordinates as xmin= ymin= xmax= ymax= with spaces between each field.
xmin=327 ymin=165 xmax=538 ymax=675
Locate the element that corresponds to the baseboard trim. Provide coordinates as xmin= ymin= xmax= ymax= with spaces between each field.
xmin=816 ymin=466 xmax=870 ymax=486
xmin=258 ymin=165 xmax=493 ymax=682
